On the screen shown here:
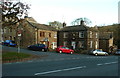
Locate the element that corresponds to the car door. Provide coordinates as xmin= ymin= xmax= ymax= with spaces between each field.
xmin=38 ymin=44 xmax=43 ymax=51
xmin=61 ymin=47 xmax=67 ymax=53
xmin=65 ymin=47 xmax=70 ymax=53
xmin=35 ymin=44 xmax=40 ymax=50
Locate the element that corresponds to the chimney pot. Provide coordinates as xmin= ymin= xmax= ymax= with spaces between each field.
xmin=63 ymin=22 xmax=66 ymax=27
xmin=80 ymin=20 xmax=85 ymax=26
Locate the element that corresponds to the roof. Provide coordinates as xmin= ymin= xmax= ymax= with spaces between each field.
xmin=25 ymin=17 xmax=37 ymax=23
xmin=99 ymin=32 xmax=113 ymax=39
xmin=27 ymin=21 xmax=57 ymax=31
xmin=59 ymin=25 xmax=98 ymax=32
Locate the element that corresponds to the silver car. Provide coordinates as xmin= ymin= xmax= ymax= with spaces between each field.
xmin=92 ymin=49 xmax=108 ymax=56
xmin=115 ymin=49 xmax=120 ymax=55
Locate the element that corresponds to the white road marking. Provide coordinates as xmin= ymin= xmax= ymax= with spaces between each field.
xmin=97 ymin=64 xmax=103 ymax=66
xmin=97 ymin=61 xmax=118 ymax=66
xmin=86 ymin=57 xmax=107 ymax=59
xmin=104 ymin=63 xmax=112 ymax=65
xmin=34 ymin=66 xmax=86 ymax=76
xmin=111 ymin=62 xmax=118 ymax=64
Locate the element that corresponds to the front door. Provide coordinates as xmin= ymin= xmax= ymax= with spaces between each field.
xmin=71 ymin=41 xmax=76 ymax=49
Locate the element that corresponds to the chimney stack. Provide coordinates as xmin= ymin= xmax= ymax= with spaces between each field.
xmin=63 ymin=22 xmax=66 ymax=27
xmin=80 ymin=20 xmax=85 ymax=26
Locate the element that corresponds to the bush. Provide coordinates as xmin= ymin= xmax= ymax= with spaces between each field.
xmin=74 ymin=48 xmax=88 ymax=54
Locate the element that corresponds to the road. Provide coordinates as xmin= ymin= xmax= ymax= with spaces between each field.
xmin=2 ymin=46 xmax=120 ymax=77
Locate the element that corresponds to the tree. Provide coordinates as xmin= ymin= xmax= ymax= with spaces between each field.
xmin=1 ymin=1 xmax=30 ymax=28
xmin=71 ymin=17 xmax=92 ymax=26
xmin=49 ymin=21 xmax=63 ymax=29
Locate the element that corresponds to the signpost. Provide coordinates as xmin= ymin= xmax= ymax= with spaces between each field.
xmin=17 ymin=30 xmax=22 ymax=53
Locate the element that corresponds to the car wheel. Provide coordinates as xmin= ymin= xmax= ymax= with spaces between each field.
xmin=95 ymin=53 xmax=98 ymax=56
xmin=70 ymin=52 xmax=73 ymax=54
xmin=59 ymin=50 xmax=62 ymax=53
xmin=42 ymin=49 xmax=45 ymax=52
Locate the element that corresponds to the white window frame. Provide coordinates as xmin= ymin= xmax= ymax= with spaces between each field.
xmin=63 ymin=32 xmax=68 ymax=38
xmin=90 ymin=31 xmax=92 ymax=38
xmin=95 ymin=41 xmax=98 ymax=49
xmin=96 ymin=33 xmax=98 ymax=38
xmin=90 ymin=41 xmax=93 ymax=48
xmin=79 ymin=32 xmax=84 ymax=38
xmin=54 ymin=34 xmax=57 ymax=38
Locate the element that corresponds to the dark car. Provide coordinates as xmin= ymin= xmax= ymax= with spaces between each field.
xmin=3 ymin=40 xmax=16 ymax=47
xmin=56 ymin=46 xmax=74 ymax=54
xmin=27 ymin=44 xmax=48 ymax=52
xmin=115 ymin=49 xmax=120 ymax=55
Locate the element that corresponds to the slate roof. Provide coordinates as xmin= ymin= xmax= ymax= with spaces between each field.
xmin=99 ymin=32 xmax=113 ymax=39
xmin=60 ymin=25 xmax=98 ymax=32
xmin=27 ymin=21 xmax=57 ymax=31
xmin=25 ymin=17 xmax=37 ymax=23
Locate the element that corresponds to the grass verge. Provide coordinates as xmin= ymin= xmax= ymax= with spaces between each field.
xmin=2 ymin=52 xmax=47 ymax=63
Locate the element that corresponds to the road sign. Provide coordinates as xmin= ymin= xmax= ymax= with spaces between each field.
xmin=17 ymin=30 xmax=22 ymax=36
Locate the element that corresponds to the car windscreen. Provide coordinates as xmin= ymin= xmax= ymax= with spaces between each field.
xmin=11 ymin=41 xmax=15 ymax=43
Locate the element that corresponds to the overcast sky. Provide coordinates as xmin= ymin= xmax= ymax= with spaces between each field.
xmin=21 ymin=0 xmax=119 ymax=26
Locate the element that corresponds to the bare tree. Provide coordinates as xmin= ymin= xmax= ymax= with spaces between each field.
xmin=49 ymin=21 xmax=63 ymax=29
xmin=71 ymin=17 xmax=92 ymax=26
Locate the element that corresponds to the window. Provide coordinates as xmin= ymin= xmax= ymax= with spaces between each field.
xmin=96 ymin=33 xmax=98 ymax=38
xmin=40 ymin=31 xmax=45 ymax=37
xmin=90 ymin=41 xmax=93 ymax=48
xmin=3 ymin=28 xmax=7 ymax=33
xmin=10 ymin=28 xmax=12 ymax=32
xmin=89 ymin=31 xmax=92 ymax=38
xmin=49 ymin=33 xmax=51 ymax=37
xmin=79 ymin=32 xmax=84 ymax=38
xmin=78 ymin=41 xmax=84 ymax=48
xmin=9 ymin=36 xmax=12 ymax=40
xmin=63 ymin=32 xmax=68 ymax=38
xmin=95 ymin=41 xmax=98 ymax=49
xmin=54 ymin=34 xmax=57 ymax=38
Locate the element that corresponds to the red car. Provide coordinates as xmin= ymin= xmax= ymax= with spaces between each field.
xmin=56 ymin=46 xmax=74 ymax=54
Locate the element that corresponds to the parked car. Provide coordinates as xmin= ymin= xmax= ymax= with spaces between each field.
xmin=90 ymin=49 xmax=108 ymax=56
xmin=56 ymin=46 xmax=74 ymax=54
xmin=114 ymin=49 xmax=120 ymax=55
xmin=2 ymin=40 xmax=16 ymax=47
xmin=27 ymin=44 xmax=48 ymax=52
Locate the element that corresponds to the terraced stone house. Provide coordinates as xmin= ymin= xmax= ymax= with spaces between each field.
xmin=2 ymin=17 xmax=57 ymax=49
xmin=58 ymin=21 xmax=99 ymax=51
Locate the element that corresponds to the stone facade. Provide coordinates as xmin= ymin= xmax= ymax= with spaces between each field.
xmin=99 ymin=32 xmax=113 ymax=52
xmin=2 ymin=17 xmax=57 ymax=49
xmin=58 ymin=22 xmax=99 ymax=51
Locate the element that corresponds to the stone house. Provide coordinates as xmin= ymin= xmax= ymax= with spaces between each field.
xmin=58 ymin=21 xmax=99 ymax=51
xmin=2 ymin=25 xmax=17 ymax=42
xmin=2 ymin=17 xmax=57 ymax=49
xmin=99 ymin=32 xmax=113 ymax=52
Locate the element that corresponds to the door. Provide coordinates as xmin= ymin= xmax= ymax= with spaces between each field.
xmin=71 ymin=41 xmax=76 ymax=49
